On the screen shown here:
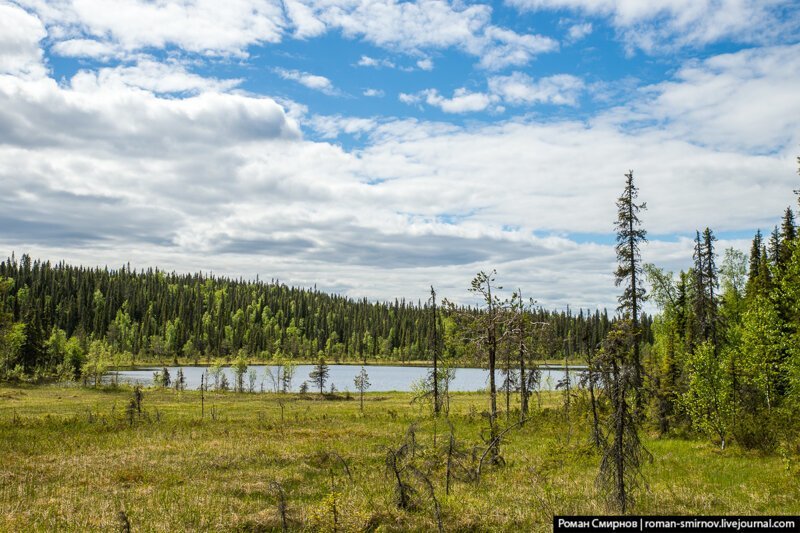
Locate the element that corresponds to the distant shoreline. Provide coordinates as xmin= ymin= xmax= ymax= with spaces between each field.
xmin=114 ymin=359 xmax=588 ymax=371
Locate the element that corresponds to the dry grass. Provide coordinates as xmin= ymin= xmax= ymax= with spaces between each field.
xmin=0 ymin=383 xmax=797 ymax=531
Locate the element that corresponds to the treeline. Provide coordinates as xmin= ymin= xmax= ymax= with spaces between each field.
xmin=0 ymin=255 xmax=629 ymax=380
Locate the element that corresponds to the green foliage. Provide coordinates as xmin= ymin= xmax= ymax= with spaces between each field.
xmin=0 ymin=255 xmax=619 ymax=379
xmin=309 ymin=357 xmax=329 ymax=394
xmin=354 ymin=367 xmax=370 ymax=411
xmin=233 ymin=353 xmax=248 ymax=392
xmin=82 ymin=340 xmax=112 ymax=387
xmin=680 ymin=341 xmax=734 ymax=448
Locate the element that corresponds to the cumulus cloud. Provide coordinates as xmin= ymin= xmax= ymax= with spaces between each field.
xmin=507 ymin=0 xmax=798 ymax=53
xmin=15 ymin=0 xmax=558 ymax=70
xmin=567 ymin=22 xmax=593 ymax=42
xmin=50 ymin=38 xmax=120 ymax=60
xmin=363 ymin=88 xmax=385 ymax=97
xmin=16 ymin=0 xmax=286 ymax=56
xmin=419 ymin=88 xmax=495 ymax=113
xmin=0 ymin=3 xmax=47 ymax=79
xmin=85 ymin=58 xmax=243 ymax=94
xmin=416 ymin=58 xmax=434 ymax=71
xmin=604 ymin=43 xmax=800 ymax=153
xmin=488 ymin=72 xmax=585 ymax=105
xmin=478 ymin=26 xmax=559 ymax=69
xmin=274 ymin=67 xmax=339 ymax=95
xmin=357 ymin=55 xmax=396 ymax=68
xmin=0 ymin=74 xmax=300 ymax=155
xmin=402 ymin=72 xmax=585 ymax=112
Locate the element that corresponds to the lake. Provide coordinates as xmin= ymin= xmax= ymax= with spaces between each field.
xmin=107 ymin=364 xmax=584 ymax=392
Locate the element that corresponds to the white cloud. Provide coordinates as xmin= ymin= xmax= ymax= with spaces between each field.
xmin=283 ymin=0 xmax=326 ymax=39
xmin=416 ymin=58 xmax=434 ymax=71
xmin=567 ymin=22 xmax=592 ymax=42
xmin=307 ymin=115 xmax=379 ymax=139
xmin=0 ymin=74 xmax=300 ymax=155
xmin=17 ymin=0 xmax=286 ymax=57
xmin=274 ymin=68 xmax=339 ymax=95
xmin=50 ymin=38 xmax=120 ymax=60
xmin=488 ymin=72 xmax=585 ymax=105
xmin=0 ymin=3 xmax=47 ymax=79
xmin=604 ymin=43 xmax=800 ymax=153
xmin=16 ymin=0 xmax=559 ymax=69
xmin=478 ymin=26 xmax=559 ymax=69
xmin=399 ymin=92 xmax=422 ymax=105
xmin=356 ymin=55 xmax=396 ymax=68
xmin=420 ymin=88 xmax=495 ymax=113
xmin=508 ymin=0 xmax=797 ymax=53
xmin=85 ymin=58 xmax=242 ymax=94
xmin=363 ymin=88 xmax=385 ymax=97
xmin=403 ymin=72 xmax=585 ymax=112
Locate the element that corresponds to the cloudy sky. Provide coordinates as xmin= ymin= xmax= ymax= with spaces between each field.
xmin=1 ymin=0 xmax=799 ymax=310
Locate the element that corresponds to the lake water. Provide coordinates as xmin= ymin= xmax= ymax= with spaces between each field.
xmin=107 ymin=364 xmax=583 ymax=392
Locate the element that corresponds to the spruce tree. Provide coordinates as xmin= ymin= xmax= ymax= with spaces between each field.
xmin=702 ymin=228 xmax=719 ymax=349
xmin=354 ymin=367 xmax=370 ymax=412
xmin=613 ymin=170 xmax=647 ymax=399
xmin=309 ymin=357 xmax=329 ymax=394
xmin=599 ymin=170 xmax=649 ymax=513
xmin=779 ymin=207 xmax=796 ymax=268
xmin=746 ymin=230 xmax=763 ymax=295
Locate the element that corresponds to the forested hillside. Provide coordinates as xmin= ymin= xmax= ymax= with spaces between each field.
xmin=0 ymin=256 xmax=626 ymax=379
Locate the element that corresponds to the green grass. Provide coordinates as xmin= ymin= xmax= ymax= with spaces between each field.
xmin=0 ymin=384 xmax=798 ymax=532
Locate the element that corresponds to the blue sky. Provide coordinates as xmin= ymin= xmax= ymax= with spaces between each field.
xmin=1 ymin=0 xmax=799 ymax=310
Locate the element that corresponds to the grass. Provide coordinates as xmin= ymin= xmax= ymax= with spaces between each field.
xmin=0 ymin=384 xmax=798 ymax=532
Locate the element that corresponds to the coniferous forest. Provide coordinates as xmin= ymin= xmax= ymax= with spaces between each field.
xmin=0 ymin=253 xmax=626 ymax=377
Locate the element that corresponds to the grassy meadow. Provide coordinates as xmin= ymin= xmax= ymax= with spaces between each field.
xmin=1 ymin=384 xmax=798 ymax=532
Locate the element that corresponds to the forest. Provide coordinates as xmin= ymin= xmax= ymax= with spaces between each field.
xmin=1 ymin=163 xmax=800 ymax=529
xmin=0 ymin=251 xmax=632 ymax=379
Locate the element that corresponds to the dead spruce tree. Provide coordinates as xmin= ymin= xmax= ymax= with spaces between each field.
xmin=384 ymin=426 xmax=419 ymax=510
xmin=507 ymin=289 xmax=547 ymax=424
xmin=269 ymin=481 xmax=290 ymax=532
xmin=310 ymin=451 xmax=352 ymax=532
xmin=429 ymin=285 xmax=441 ymax=416
xmin=597 ymin=170 xmax=650 ymax=513
xmin=445 ymin=270 xmax=507 ymax=463
xmin=444 ymin=420 xmax=475 ymax=495
xmin=597 ymin=322 xmax=649 ymax=513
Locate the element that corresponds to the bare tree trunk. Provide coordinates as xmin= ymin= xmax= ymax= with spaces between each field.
xmin=589 ymin=366 xmax=601 ymax=448
xmin=613 ymin=361 xmax=627 ymax=513
xmin=505 ymin=348 xmax=511 ymax=421
xmin=431 ymin=286 xmax=440 ymax=416
xmin=488 ymin=283 xmax=497 ymax=424
xmin=519 ymin=340 xmax=528 ymax=421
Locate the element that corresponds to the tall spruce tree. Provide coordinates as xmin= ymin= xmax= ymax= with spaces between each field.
xmin=613 ymin=170 xmax=647 ymax=398
xmin=599 ymin=170 xmax=649 ymax=513
xmin=747 ymin=230 xmax=763 ymax=295
xmin=779 ymin=207 xmax=796 ymax=268
xmin=703 ymin=228 xmax=719 ymax=350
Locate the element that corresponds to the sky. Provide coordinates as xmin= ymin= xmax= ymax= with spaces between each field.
xmin=1 ymin=0 xmax=799 ymax=311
